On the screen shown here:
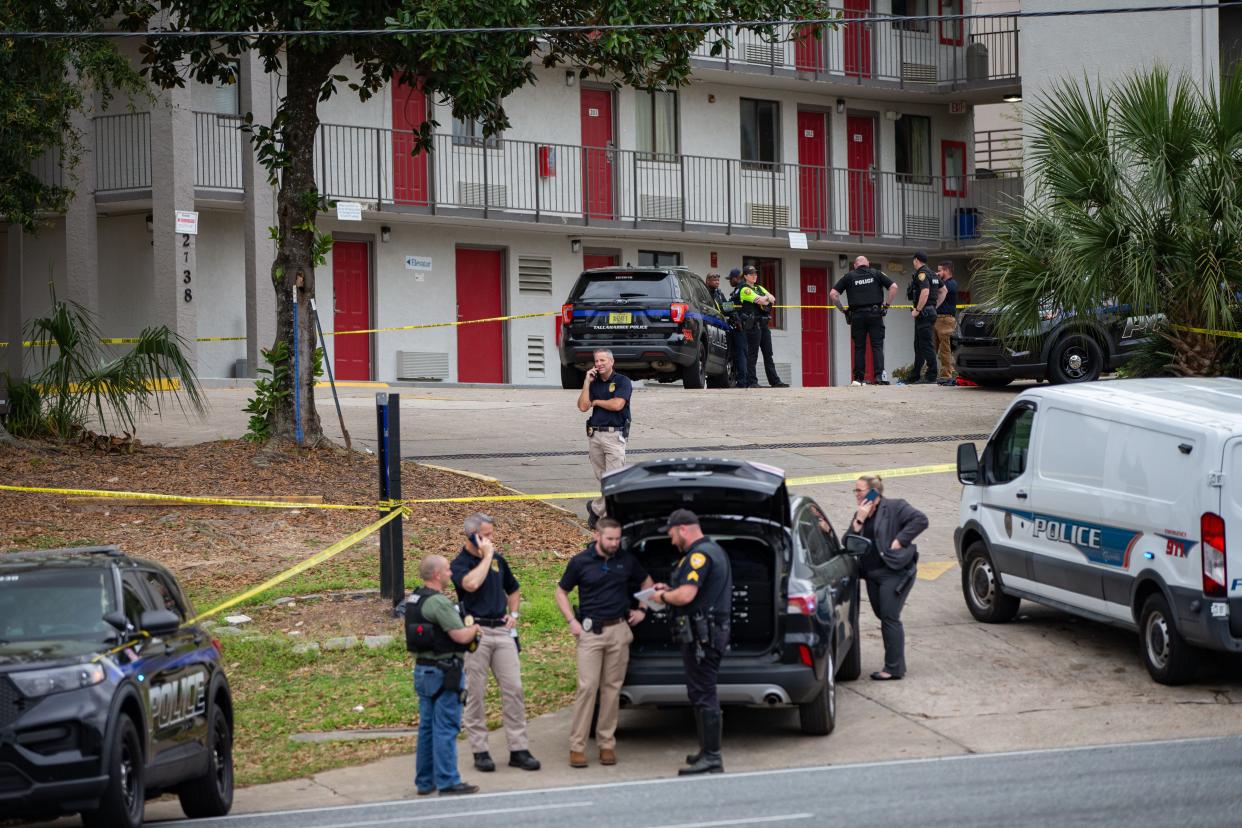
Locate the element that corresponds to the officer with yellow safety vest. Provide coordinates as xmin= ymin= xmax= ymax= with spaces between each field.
xmin=737 ymin=265 xmax=788 ymax=388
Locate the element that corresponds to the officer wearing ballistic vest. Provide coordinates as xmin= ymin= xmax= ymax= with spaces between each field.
xmin=907 ymin=251 xmax=942 ymax=384
xmin=652 ymin=509 xmax=733 ymax=775
xmin=404 ymin=554 xmax=482 ymax=796
xmin=726 ymin=269 xmax=750 ymax=388
xmin=738 ymin=265 xmax=788 ymax=388
xmin=829 ymin=256 xmax=898 ymax=386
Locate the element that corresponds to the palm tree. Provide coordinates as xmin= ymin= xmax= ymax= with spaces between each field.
xmin=975 ymin=67 xmax=1241 ymax=376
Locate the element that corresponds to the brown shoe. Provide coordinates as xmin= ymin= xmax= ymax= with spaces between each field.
xmin=599 ymin=748 xmax=617 ymax=766
xmin=569 ymin=751 xmax=588 ymax=768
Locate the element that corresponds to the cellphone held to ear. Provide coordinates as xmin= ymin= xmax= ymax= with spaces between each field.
xmin=864 ymin=488 xmax=880 ymax=503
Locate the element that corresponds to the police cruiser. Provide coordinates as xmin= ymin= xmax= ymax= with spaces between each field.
xmin=0 ymin=547 xmax=233 ymax=826
xmin=955 ymin=378 xmax=1242 ymax=684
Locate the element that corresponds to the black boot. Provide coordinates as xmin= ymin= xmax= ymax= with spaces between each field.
xmin=684 ymin=707 xmax=705 ymax=765
xmin=678 ymin=709 xmax=723 ymax=775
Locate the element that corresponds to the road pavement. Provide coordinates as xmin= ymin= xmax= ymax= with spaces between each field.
xmin=155 ymin=736 xmax=1242 ymax=828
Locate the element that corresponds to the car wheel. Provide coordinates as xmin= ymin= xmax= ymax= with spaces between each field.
xmin=962 ymin=541 xmax=1021 ymax=623
xmin=706 ymin=347 xmax=735 ymax=388
xmin=966 ymin=376 xmax=1013 ymax=389
xmin=1140 ymin=593 xmax=1199 ymax=685
xmin=82 ymin=716 xmax=144 ymax=828
xmin=178 ymin=704 xmax=235 ymax=818
xmin=836 ymin=587 xmax=862 ymax=682
xmin=798 ymin=646 xmax=836 ymax=736
xmin=560 ymin=363 xmax=585 ymax=390
xmin=682 ymin=346 xmax=707 ymax=389
xmin=1048 ymin=334 xmax=1103 ymax=384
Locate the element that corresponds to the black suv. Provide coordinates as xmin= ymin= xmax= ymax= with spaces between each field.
xmin=953 ymin=303 xmax=1160 ymax=387
xmin=0 ymin=547 xmax=234 ymax=827
xmin=559 ymin=267 xmax=734 ymax=389
xmin=603 ymin=458 xmax=861 ymax=735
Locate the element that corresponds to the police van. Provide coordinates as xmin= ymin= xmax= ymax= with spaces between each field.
xmin=954 ymin=378 xmax=1242 ymax=684
xmin=0 ymin=547 xmax=233 ymax=827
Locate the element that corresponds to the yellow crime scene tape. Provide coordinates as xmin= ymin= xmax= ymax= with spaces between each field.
xmin=1169 ymin=324 xmax=1242 ymax=341
xmin=0 ymin=483 xmax=388 ymax=511
xmin=187 ymin=507 xmax=407 ymax=623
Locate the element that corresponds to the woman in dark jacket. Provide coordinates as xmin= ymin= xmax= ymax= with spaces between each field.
xmin=845 ymin=474 xmax=928 ymax=680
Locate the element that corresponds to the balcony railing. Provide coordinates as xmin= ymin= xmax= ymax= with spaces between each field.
xmin=95 ymin=112 xmax=150 ymax=193
xmin=975 ymin=127 xmax=1022 ymax=172
xmin=314 ymin=128 xmax=1020 ymax=247
xmin=691 ymin=13 xmax=1019 ymax=88
xmin=83 ymin=114 xmax=1021 ymax=247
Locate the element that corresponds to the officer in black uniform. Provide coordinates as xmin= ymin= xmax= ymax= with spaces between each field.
xmin=829 ymin=256 xmax=898 ymax=385
xmin=726 ymin=270 xmax=750 ymax=387
xmin=652 ymin=509 xmax=733 ymax=776
xmin=907 ymin=251 xmax=941 ymax=384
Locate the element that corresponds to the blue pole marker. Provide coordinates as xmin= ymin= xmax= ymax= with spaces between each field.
xmin=293 ymin=287 xmax=303 ymax=445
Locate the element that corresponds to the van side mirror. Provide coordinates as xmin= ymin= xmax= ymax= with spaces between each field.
xmin=957 ymin=442 xmax=981 ymax=485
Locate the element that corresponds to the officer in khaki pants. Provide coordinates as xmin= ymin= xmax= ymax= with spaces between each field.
xmin=450 ymin=513 xmax=541 ymax=773
xmin=577 ymin=349 xmax=632 ymax=528
xmin=555 ymin=517 xmax=653 ymax=767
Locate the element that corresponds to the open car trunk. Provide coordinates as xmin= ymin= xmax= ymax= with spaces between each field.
xmin=629 ymin=524 xmax=785 ymax=657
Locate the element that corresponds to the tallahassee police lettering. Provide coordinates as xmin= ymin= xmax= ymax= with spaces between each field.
xmin=149 ymin=669 xmax=207 ymax=729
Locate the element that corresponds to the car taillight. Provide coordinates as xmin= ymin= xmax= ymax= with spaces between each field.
xmin=1202 ymin=511 xmax=1227 ymax=597
xmin=787 ymin=593 xmax=817 ymax=615
xmin=670 ymin=302 xmax=688 ymax=324
xmin=561 ymin=303 xmax=574 ymax=325
xmin=798 ymin=644 xmax=814 ymax=667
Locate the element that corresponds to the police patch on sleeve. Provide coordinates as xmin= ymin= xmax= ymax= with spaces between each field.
xmin=690 ymin=552 xmax=707 ymax=570
xmin=918 ymin=273 xmax=926 ymax=281
xmin=490 ymin=559 xmax=500 ymax=572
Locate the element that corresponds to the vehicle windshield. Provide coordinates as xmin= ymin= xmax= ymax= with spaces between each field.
xmin=571 ymin=273 xmax=674 ymax=302
xmin=0 ymin=567 xmax=118 ymax=643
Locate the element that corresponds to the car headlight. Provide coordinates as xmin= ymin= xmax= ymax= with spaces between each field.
xmin=9 ymin=663 xmax=106 ymax=697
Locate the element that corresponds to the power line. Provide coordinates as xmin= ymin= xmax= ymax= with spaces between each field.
xmin=0 ymin=3 xmax=1230 ymax=40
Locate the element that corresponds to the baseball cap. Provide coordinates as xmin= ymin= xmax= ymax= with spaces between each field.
xmin=743 ymin=264 xmax=757 ymax=273
xmin=659 ymin=508 xmax=700 ymax=532
xmin=728 ymin=268 xmax=742 ymax=278
xmin=913 ymin=250 xmax=928 ymax=263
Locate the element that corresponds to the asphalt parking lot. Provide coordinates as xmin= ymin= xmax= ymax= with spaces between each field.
xmin=124 ymin=380 xmax=1242 ymax=817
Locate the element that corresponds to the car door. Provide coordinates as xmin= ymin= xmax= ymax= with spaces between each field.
xmin=973 ymin=401 xmax=1040 ymax=591
xmin=795 ymin=504 xmax=856 ymax=657
xmin=131 ymin=569 xmax=206 ymax=772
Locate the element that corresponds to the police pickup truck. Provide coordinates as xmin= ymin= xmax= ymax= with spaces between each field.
xmin=0 ymin=547 xmax=234 ymax=827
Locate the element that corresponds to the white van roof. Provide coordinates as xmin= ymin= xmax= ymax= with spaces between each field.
xmin=1022 ymin=378 xmax=1242 ymax=433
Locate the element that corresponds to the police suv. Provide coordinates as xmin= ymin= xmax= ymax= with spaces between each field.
xmin=0 ymin=547 xmax=234 ymax=827
xmin=955 ymin=378 xmax=1242 ymax=684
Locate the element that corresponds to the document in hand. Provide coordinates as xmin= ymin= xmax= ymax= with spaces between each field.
xmin=634 ymin=587 xmax=664 ymax=611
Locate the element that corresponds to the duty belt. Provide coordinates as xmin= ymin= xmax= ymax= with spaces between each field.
xmin=587 ymin=425 xmax=623 ymax=436
xmin=416 ymin=656 xmax=461 ymax=667
xmin=475 ymin=617 xmax=508 ymax=628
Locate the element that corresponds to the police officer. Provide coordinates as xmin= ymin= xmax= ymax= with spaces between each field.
xmin=738 ymin=265 xmax=788 ymax=388
xmin=726 ymin=269 xmax=750 ymax=387
xmin=576 ymin=349 xmax=632 ymax=527
xmin=554 ymin=517 xmax=654 ymax=768
xmin=652 ymin=509 xmax=733 ymax=775
xmin=405 ymin=555 xmax=482 ymax=796
xmin=829 ymin=256 xmax=898 ymax=386
xmin=933 ymin=261 xmax=959 ymax=385
xmin=908 ymin=251 xmax=941 ymax=384
xmin=450 ymin=514 xmax=541 ymax=773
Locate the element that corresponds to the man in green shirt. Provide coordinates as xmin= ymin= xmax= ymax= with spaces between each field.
xmin=407 ymin=555 xmax=481 ymax=797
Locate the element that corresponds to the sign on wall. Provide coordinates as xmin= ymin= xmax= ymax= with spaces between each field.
xmin=404 ymin=255 xmax=433 ymax=270
xmin=336 ymin=201 xmax=363 ymax=221
xmin=175 ymin=210 xmax=199 ymax=235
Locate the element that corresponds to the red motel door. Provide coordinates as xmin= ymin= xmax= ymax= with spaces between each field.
xmin=332 ymin=241 xmax=371 ymax=381
xmin=580 ymin=89 xmax=615 ymax=220
xmin=455 ymin=248 xmax=505 ymax=383
xmin=797 ymin=111 xmax=828 ymax=233
xmin=391 ymin=74 xmax=429 ymax=206
xmin=844 ymin=0 xmax=872 ymax=78
xmin=800 ymin=266 xmax=830 ymax=387
xmin=847 ymin=115 xmax=877 ymax=237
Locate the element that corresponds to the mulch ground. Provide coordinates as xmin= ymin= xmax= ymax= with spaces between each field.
xmin=0 ymin=439 xmax=588 ymax=604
